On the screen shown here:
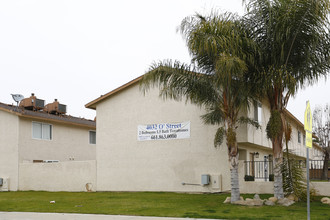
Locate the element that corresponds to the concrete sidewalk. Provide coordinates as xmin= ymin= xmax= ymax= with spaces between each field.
xmin=0 ymin=212 xmax=219 ymax=220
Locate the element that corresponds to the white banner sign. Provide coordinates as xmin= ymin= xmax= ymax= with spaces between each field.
xmin=138 ymin=121 xmax=190 ymax=141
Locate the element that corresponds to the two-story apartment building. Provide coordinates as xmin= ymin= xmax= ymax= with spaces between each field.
xmin=86 ymin=75 xmax=324 ymax=193
xmin=0 ymin=94 xmax=96 ymax=191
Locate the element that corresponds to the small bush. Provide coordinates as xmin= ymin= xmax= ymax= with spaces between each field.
xmin=244 ymin=175 xmax=255 ymax=181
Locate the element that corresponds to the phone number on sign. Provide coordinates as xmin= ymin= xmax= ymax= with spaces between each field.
xmin=150 ymin=134 xmax=177 ymax=140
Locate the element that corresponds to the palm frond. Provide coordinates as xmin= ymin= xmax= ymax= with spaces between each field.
xmin=140 ymin=60 xmax=218 ymax=107
xmin=180 ymin=12 xmax=259 ymax=75
xmin=214 ymin=127 xmax=225 ymax=148
xmin=201 ymin=105 xmax=225 ymax=126
xmin=238 ymin=116 xmax=261 ymax=129
xmin=246 ymin=0 xmax=330 ymax=93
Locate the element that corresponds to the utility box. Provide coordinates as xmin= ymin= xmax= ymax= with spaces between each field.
xmin=0 ymin=178 xmax=9 ymax=191
xmin=201 ymin=174 xmax=210 ymax=185
xmin=211 ymin=174 xmax=222 ymax=190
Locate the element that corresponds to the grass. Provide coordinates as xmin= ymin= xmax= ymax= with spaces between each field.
xmin=0 ymin=191 xmax=329 ymax=219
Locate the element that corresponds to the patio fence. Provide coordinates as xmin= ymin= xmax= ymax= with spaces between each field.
xmin=244 ymin=159 xmax=329 ymax=181
xmin=309 ymin=160 xmax=330 ymax=180
xmin=244 ymin=160 xmax=273 ymax=181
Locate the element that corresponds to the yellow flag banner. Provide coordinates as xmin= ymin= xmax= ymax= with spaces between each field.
xmin=306 ymin=131 xmax=312 ymax=148
xmin=304 ymin=101 xmax=312 ymax=148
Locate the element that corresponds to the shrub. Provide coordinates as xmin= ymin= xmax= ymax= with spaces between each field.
xmin=244 ymin=175 xmax=255 ymax=181
xmin=269 ymin=174 xmax=274 ymax=181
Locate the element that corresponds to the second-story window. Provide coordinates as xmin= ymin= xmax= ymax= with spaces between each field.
xmin=254 ymin=100 xmax=262 ymax=124
xmin=89 ymin=130 xmax=96 ymax=144
xmin=32 ymin=122 xmax=52 ymax=140
xmin=303 ymin=134 xmax=306 ymax=146
xmin=298 ymin=130 xmax=301 ymax=144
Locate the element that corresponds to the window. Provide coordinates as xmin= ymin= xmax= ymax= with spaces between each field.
xmin=32 ymin=122 xmax=52 ymax=140
xmin=254 ymin=100 xmax=262 ymax=124
xmin=89 ymin=131 xmax=96 ymax=144
xmin=303 ymin=134 xmax=306 ymax=146
xmin=298 ymin=130 xmax=301 ymax=144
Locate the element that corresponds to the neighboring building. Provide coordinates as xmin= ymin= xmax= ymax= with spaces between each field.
xmin=0 ymin=94 xmax=96 ymax=191
xmin=86 ymin=76 xmax=322 ymax=193
xmin=284 ymin=110 xmax=324 ymax=160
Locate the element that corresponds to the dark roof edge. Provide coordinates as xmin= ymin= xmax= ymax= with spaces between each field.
xmin=85 ymin=75 xmax=143 ymax=109
xmin=0 ymin=103 xmax=95 ymax=128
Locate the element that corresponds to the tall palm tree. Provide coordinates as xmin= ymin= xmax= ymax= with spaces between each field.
xmin=244 ymin=0 xmax=330 ymax=198
xmin=140 ymin=13 xmax=259 ymax=202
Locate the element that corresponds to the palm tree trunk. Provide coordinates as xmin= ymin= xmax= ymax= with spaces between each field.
xmin=285 ymin=140 xmax=293 ymax=192
xmin=272 ymin=119 xmax=284 ymax=199
xmin=230 ymin=154 xmax=240 ymax=202
xmin=274 ymin=157 xmax=284 ymax=199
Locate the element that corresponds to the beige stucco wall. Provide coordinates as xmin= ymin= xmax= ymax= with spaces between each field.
xmin=96 ymin=83 xmax=235 ymax=192
xmin=18 ymin=160 xmax=96 ymax=191
xmin=248 ymin=99 xmax=272 ymax=149
xmin=238 ymin=144 xmax=273 ymax=163
xmin=95 ymin=83 xmax=282 ymax=193
xmin=94 ymin=81 xmax=313 ymax=193
xmin=239 ymin=99 xmax=315 ymax=161
xmin=238 ymin=162 xmax=274 ymax=194
xmin=311 ymin=182 xmax=330 ymax=196
xmin=18 ymin=118 xmax=96 ymax=162
xmin=0 ymin=110 xmax=19 ymax=191
xmin=286 ymin=117 xmax=306 ymax=158
xmin=236 ymin=99 xmax=272 ymax=150
xmin=285 ymin=117 xmax=321 ymax=160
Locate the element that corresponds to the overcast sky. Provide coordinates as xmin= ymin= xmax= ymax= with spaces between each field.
xmin=0 ymin=0 xmax=329 ymax=123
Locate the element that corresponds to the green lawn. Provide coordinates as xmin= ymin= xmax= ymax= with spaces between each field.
xmin=0 ymin=191 xmax=329 ymax=219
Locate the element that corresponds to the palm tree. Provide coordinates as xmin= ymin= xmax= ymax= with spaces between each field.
xmin=140 ymin=13 xmax=259 ymax=202
xmin=244 ymin=0 xmax=330 ymax=198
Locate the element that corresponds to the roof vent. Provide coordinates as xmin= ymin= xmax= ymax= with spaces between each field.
xmin=19 ymin=93 xmax=45 ymax=111
xmin=44 ymin=99 xmax=67 ymax=115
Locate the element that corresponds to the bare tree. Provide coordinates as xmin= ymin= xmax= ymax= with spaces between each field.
xmin=313 ymin=104 xmax=330 ymax=180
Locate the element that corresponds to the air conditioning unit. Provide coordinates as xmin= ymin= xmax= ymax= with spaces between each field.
xmin=44 ymin=99 xmax=66 ymax=115
xmin=19 ymin=93 xmax=45 ymax=110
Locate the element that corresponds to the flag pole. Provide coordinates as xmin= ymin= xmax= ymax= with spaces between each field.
xmin=307 ymin=147 xmax=310 ymax=220
xmin=304 ymin=100 xmax=312 ymax=220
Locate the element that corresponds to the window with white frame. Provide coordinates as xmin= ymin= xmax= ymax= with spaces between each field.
xmin=32 ymin=122 xmax=52 ymax=140
xmin=254 ymin=100 xmax=262 ymax=124
xmin=89 ymin=130 xmax=96 ymax=144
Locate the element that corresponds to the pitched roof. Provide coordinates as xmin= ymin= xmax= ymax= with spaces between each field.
xmin=85 ymin=75 xmax=143 ymax=109
xmin=85 ymin=75 xmax=321 ymax=148
xmin=0 ymin=102 xmax=95 ymax=129
xmin=85 ymin=76 xmax=304 ymax=126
